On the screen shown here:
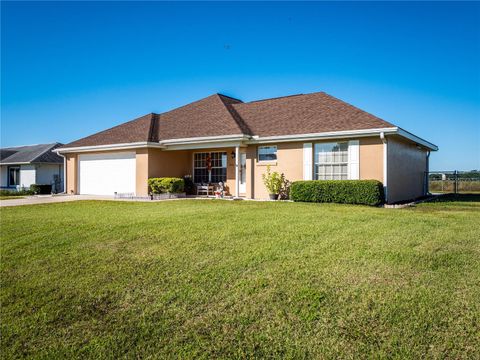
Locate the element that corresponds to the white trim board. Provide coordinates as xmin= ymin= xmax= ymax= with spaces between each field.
xmin=56 ymin=142 xmax=165 ymax=154
xmin=302 ymin=143 xmax=313 ymax=180
xmin=56 ymin=126 xmax=438 ymax=154
xmin=347 ymin=140 xmax=359 ymax=180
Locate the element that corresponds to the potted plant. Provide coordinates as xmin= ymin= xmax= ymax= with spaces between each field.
xmin=262 ymin=166 xmax=283 ymax=200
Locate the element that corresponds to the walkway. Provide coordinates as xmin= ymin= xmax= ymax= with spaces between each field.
xmin=0 ymin=195 xmax=114 ymax=207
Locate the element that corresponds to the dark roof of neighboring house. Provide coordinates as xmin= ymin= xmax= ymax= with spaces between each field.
xmin=61 ymin=92 xmax=395 ymax=148
xmin=0 ymin=143 xmax=64 ymax=164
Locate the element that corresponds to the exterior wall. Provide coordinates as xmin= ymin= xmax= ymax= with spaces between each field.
xmin=145 ymin=148 xmax=191 ymax=196
xmin=0 ymin=164 xmax=64 ymax=191
xmin=148 ymin=149 xmax=191 ymax=177
xmin=60 ymin=136 xmax=415 ymax=199
xmin=387 ymin=136 xmax=428 ymax=203
xmin=136 ymin=149 xmax=149 ymax=196
xmin=144 ymin=147 xmax=239 ymax=196
xmin=248 ymin=142 xmax=303 ymax=200
xmin=246 ymin=137 xmax=384 ymax=199
xmin=35 ymin=164 xmax=64 ymax=192
xmin=0 ymin=165 xmax=8 ymax=187
xmin=20 ymin=165 xmax=36 ymax=188
xmin=359 ymin=137 xmax=383 ymax=182
xmin=66 ymin=154 xmax=78 ymax=194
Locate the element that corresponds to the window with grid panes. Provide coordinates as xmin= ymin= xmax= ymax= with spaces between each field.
xmin=193 ymin=152 xmax=227 ymax=183
xmin=314 ymin=142 xmax=348 ymax=180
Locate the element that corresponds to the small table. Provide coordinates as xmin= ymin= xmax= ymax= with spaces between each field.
xmin=196 ymin=184 xmax=215 ymax=196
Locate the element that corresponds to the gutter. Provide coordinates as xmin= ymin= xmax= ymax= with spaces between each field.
xmin=425 ymin=150 xmax=431 ymax=195
xmin=158 ymin=134 xmax=250 ymax=146
xmin=247 ymin=127 xmax=438 ymax=151
xmin=247 ymin=128 xmax=398 ymax=144
xmin=55 ymin=141 xmax=165 ymax=154
xmin=53 ymin=127 xmax=438 ymax=153
xmin=380 ymin=132 xmax=388 ymax=203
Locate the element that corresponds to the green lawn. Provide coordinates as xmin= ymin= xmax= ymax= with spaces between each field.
xmin=0 ymin=196 xmax=25 ymax=200
xmin=1 ymin=197 xmax=479 ymax=359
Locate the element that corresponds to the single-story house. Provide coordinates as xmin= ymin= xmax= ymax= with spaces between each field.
xmin=56 ymin=92 xmax=438 ymax=203
xmin=1 ymin=143 xmax=64 ymax=192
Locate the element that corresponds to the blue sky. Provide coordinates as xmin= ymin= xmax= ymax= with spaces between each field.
xmin=2 ymin=1 xmax=479 ymax=170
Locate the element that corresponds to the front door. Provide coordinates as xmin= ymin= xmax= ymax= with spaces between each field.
xmin=239 ymin=153 xmax=246 ymax=194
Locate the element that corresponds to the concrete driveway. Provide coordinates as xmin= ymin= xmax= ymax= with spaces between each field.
xmin=0 ymin=195 xmax=115 ymax=207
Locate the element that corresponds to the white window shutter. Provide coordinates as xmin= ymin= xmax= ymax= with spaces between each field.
xmin=303 ymin=143 xmax=313 ymax=180
xmin=348 ymin=140 xmax=360 ymax=180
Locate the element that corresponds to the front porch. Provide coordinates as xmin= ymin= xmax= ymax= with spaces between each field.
xmin=144 ymin=145 xmax=247 ymax=198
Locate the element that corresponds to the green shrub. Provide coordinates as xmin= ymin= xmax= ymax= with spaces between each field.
xmin=148 ymin=177 xmax=185 ymax=194
xmin=290 ymin=180 xmax=385 ymax=206
xmin=183 ymin=175 xmax=195 ymax=195
xmin=30 ymin=184 xmax=52 ymax=194
xmin=0 ymin=189 xmax=34 ymax=196
xmin=262 ymin=166 xmax=283 ymax=195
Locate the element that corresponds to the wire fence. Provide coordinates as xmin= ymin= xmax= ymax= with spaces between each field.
xmin=427 ymin=171 xmax=480 ymax=194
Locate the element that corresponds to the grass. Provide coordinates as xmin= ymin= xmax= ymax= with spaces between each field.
xmin=1 ymin=198 xmax=479 ymax=359
xmin=0 ymin=196 xmax=25 ymax=200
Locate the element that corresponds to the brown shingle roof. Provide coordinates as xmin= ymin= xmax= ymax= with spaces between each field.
xmin=232 ymin=92 xmax=394 ymax=137
xmin=63 ymin=113 xmax=155 ymax=148
xmin=61 ymin=92 xmax=395 ymax=148
xmin=155 ymin=94 xmax=245 ymax=140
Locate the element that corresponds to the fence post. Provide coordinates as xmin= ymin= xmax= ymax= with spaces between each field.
xmin=454 ymin=170 xmax=458 ymax=194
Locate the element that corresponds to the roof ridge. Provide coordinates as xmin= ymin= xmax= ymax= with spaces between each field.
xmin=29 ymin=143 xmax=61 ymax=163
xmin=216 ymin=93 xmax=243 ymax=103
xmin=243 ymin=93 xmax=309 ymax=104
xmin=158 ymin=94 xmax=221 ymax=116
xmin=1 ymin=142 xmax=57 ymax=150
xmin=217 ymin=95 xmax=253 ymax=136
xmin=238 ymin=91 xmax=331 ymax=105
xmin=148 ymin=113 xmax=160 ymax=142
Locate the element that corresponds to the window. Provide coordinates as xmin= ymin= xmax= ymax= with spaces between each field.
xmin=8 ymin=166 xmax=20 ymax=186
xmin=314 ymin=142 xmax=348 ymax=180
xmin=193 ymin=152 xmax=227 ymax=183
xmin=258 ymin=146 xmax=277 ymax=162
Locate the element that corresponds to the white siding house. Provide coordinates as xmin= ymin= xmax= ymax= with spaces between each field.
xmin=0 ymin=143 xmax=64 ymax=193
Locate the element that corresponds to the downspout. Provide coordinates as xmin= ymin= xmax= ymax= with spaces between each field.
xmin=425 ymin=150 xmax=430 ymax=195
xmin=57 ymin=152 xmax=67 ymax=194
xmin=380 ymin=132 xmax=388 ymax=203
xmin=235 ymin=146 xmax=240 ymax=198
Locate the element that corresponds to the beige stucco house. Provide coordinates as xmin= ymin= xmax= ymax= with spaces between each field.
xmin=56 ymin=92 xmax=437 ymax=203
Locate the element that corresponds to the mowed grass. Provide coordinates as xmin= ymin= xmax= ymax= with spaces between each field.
xmin=1 ymin=198 xmax=479 ymax=359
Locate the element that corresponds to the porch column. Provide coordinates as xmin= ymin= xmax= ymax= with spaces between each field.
xmin=235 ymin=145 xmax=240 ymax=198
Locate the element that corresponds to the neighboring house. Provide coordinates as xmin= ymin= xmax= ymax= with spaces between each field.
xmin=56 ymin=92 xmax=438 ymax=203
xmin=0 ymin=143 xmax=64 ymax=192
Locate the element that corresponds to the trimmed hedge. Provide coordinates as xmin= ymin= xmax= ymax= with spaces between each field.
xmin=148 ymin=177 xmax=184 ymax=194
xmin=30 ymin=184 xmax=52 ymax=194
xmin=0 ymin=189 xmax=34 ymax=196
xmin=290 ymin=180 xmax=385 ymax=206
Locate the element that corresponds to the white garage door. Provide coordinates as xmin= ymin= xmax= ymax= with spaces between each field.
xmin=78 ymin=152 xmax=136 ymax=195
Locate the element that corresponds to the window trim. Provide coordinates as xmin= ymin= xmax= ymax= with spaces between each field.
xmin=7 ymin=166 xmax=20 ymax=187
xmin=192 ymin=151 xmax=227 ymax=184
xmin=314 ymin=141 xmax=349 ymax=180
xmin=257 ymin=145 xmax=278 ymax=162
